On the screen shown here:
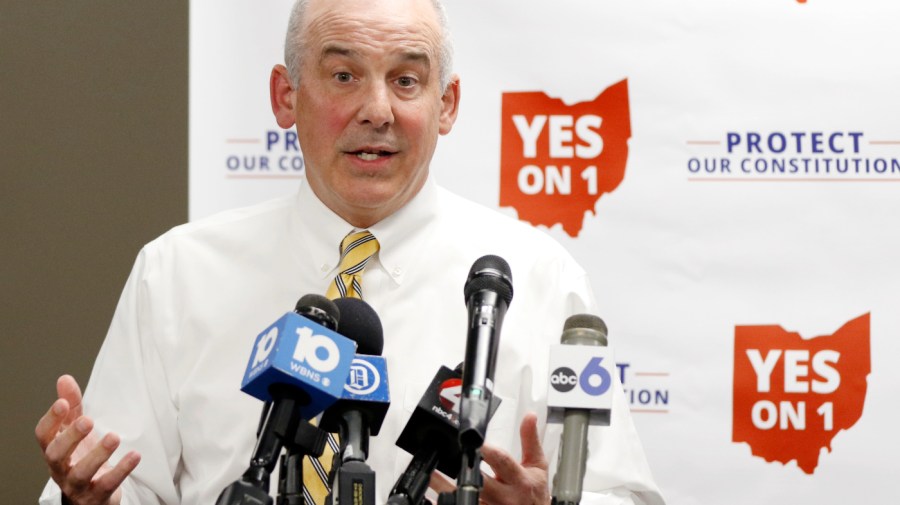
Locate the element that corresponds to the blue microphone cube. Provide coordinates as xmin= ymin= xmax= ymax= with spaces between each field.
xmin=241 ymin=311 xmax=357 ymax=419
xmin=320 ymin=355 xmax=392 ymax=435
xmin=342 ymin=355 xmax=390 ymax=402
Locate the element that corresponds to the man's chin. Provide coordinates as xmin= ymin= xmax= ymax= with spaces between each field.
xmin=334 ymin=192 xmax=405 ymax=226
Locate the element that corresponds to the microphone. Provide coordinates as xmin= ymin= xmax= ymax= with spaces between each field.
xmin=459 ymin=255 xmax=513 ymax=450
xmin=548 ymin=314 xmax=615 ymax=505
xmin=320 ymin=298 xmax=390 ymax=505
xmin=240 ymin=294 xmax=358 ymax=417
xmin=218 ymin=295 xmax=357 ymax=505
xmin=321 ymin=297 xmax=389 ymax=456
xmin=389 ymin=363 xmax=502 ymax=505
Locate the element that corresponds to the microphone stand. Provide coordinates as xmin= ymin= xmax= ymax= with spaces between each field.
xmin=278 ymin=420 xmax=330 ymax=505
xmin=456 ymin=448 xmax=483 ymax=505
xmin=435 ymin=446 xmax=483 ymax=505
xmin=278 ymin=448 xmax=304 ymax=505
xmin=331 ymin=410 xmax=376 ymax=505
xmin=217 ymin=384 xmax=328 ymax=505
xmin=387 ymin=443 xmax=442 ymax=505
xmin=439 ymin=389 xmax=492 ymax=505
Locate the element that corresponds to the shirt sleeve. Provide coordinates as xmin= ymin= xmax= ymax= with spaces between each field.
xmin=38 ymin=244 xmax=183 ymax=504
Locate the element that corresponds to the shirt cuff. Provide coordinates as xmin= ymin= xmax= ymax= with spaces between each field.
xmin=38 ymin=479 xmax=62 ymax=505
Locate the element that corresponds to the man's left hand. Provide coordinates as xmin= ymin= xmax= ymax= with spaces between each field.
xmin=480 ymin=412 xmax=550 ymax=505
xmin=430 ymin=412 xmax=550 ymax=505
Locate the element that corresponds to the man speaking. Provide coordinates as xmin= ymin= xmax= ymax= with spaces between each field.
xmin=35 ymin=0 xmax=664 ymax=503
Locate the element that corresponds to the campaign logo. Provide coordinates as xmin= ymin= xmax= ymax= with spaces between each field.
xmin=500 ymin=80 xmax=631 ymax=237
xmin=686 ymin=131 xmax=900 ymax=181
xmin=346 ymin=358 xmax=381 ymax=395
xmin=223 ymin=129 xmax=306 ymax=178
xmin=732 ymin=313 xmax=871 ymax=474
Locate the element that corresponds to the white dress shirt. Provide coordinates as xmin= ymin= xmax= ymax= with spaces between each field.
xmin=41 ymin=175 xmax=663 ymax=504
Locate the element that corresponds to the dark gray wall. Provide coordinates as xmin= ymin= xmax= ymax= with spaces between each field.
xmin=1 ymin=2 xmax=188 ymax=501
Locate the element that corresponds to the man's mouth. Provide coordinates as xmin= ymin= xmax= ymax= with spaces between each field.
xmin=350 ymin=149 xmax=396 ymax=161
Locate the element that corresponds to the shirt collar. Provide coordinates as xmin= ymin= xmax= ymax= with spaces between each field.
xmin=368 ymin=176 xmax=440 ymax=286
xmin=290 ymin=174 xmax=441 ymax=286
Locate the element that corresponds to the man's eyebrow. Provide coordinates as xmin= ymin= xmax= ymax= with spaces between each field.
xmin=399 ymin=49 xmax=431 ymax=65
xmin=319 ymin=44 xmax=432 ymax=65
xmin=320 ymin=44 xmax=354 ymax=61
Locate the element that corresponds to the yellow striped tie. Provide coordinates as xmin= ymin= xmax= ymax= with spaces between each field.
xmin=301 ymin=426 xmax=340 ymax=505
xmin=304 ymin=230 xmax=379 ymax=503
xmin=325 ymin=230 xmax=380 ymax=300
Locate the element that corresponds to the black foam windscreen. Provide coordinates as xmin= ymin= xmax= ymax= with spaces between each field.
xmin=332 ymin=297 xmax=384 ymax=355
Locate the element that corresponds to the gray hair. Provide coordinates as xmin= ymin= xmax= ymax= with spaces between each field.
xmin=284 ymin=0 xmax=454 ymax=92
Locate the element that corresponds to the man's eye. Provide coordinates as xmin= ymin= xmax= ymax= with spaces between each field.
xmin=334 ymin=72 xmax=353 ymax=83
xmin=397 ymin=76 xmax=417 ymax=87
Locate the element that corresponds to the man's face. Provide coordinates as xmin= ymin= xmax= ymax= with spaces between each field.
xmin=273 ymin=0 xmax=459 ymax=228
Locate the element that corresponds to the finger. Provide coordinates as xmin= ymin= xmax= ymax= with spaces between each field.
xmin=67 ymin=432 xmax=120 ymax=490
xmin=480 ymin=444 xmax=522 ymax=484
xmin=92 ymin=450 xmax=141 ymax=500
xmin=57 ymin=375 xmax=85 ymax=422
xmin=478 ymin=472 xmax=508 ymax=505
xmin=35 ymin=399 xmax=69 ymax=450
xmin=519 ymin=412 xmax=548 ymax=470
xmin=44 ymin=416 xmax=93 ymax=476
xmin=429 ymin=470 xmax=456 ymax=494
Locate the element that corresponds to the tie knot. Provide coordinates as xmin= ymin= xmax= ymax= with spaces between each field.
xmin=340 ymin=230 xmax=378 ymax=256
xmin=327 ymin=230 xmax=380 ymax=299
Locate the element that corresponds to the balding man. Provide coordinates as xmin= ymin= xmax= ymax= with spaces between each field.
xmin=36 ymin=1 xmax=663 ymax=503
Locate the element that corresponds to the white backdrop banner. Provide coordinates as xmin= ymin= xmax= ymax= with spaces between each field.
xmin=190 ymin=1 xmax=900 ymax=503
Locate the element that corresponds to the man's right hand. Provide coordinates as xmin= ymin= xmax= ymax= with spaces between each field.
xmin=35 ymin=375 xmax=141 ymax=505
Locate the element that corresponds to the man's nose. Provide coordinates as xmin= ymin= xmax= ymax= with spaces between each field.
xmin=356 ymin=81 xmax=395 ymax=128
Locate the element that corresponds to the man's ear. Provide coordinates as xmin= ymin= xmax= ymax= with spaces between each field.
xmin=438 ymin=74 xmax=461 ymax=135
xmin=270 ymin=64 xmax=297 ymax=129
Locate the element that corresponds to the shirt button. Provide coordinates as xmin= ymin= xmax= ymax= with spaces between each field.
xmin=321 ymin=264 xmax=330 ymax=273
xmin=392 ymin=267 xmax=402 ymax=277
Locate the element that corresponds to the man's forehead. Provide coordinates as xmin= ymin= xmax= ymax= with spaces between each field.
xmin=319 ymin=41 xmax=434 ymax=65
xmin=305 ymin=0 xmax=439 ymax=19
xmin=302 ymin=0 xmax=443 ymax=52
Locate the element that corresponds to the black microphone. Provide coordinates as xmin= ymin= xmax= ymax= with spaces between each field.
xmin=320 ymin=297 xmax=389 ymax=505
xmin=388 ymin=364 xmax=463 ymax=505
xmin=294 ymin=295 xmax=341 ymax=330
xmin=218 ymin=294 xmax=339 ymax=505
xmin=389 ymin=362 xmax=503 ymax=505
xmin=458 ymin=255 xmax=513 ymax=450
xmin=549 ymin=314 xmax=611 ymax=505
